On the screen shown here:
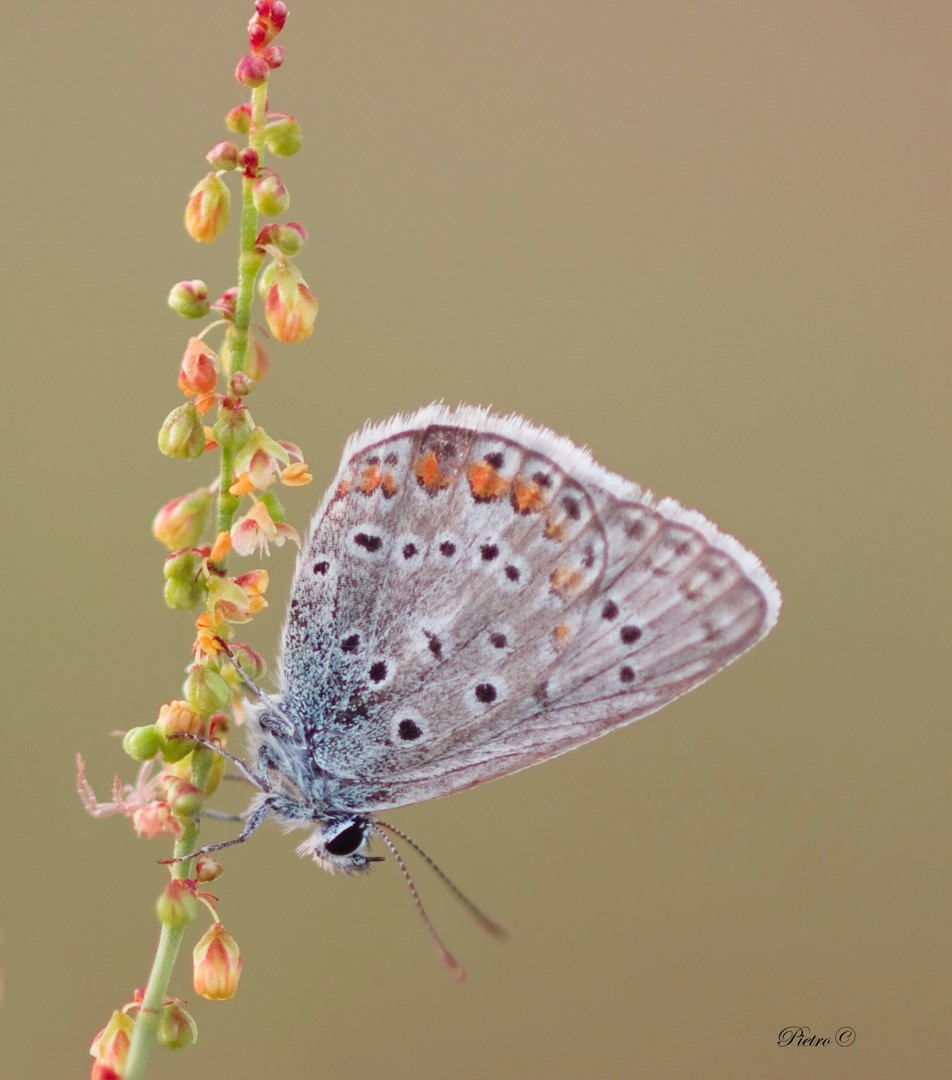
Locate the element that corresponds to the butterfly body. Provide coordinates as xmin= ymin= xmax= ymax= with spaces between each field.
xmin=237 ymin=404 xmax=780 ymax=875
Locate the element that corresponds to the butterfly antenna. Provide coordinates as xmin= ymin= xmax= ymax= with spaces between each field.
xmin=372 ymin=824 xmax=467 ymax=983
xmin=376 ymin=820 xmax=508 ymax=940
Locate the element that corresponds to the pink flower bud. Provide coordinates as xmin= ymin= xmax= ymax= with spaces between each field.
xmin=152 ymin=487 xmax=213 ymax=549
xmin=206 ymin=140 xmax=240 ymax=170
xmin=253 ymin=172 xmax=290 ymax=216
xmin=178 ymin=337 xmax=220 ymax=396
xmin=184 ymin=173 xmax=231 ymax=243
xmin=256 ymin=221 xmax=307 ymax=256
xmin=167 ymin=279 xmax=209 ymax=319
xmin=225 ymin=103 xmax=252 ymax=135
xmin=262 ymin=44 xmax=284 ymax=68
xmin=158 ymin=402 xmax=206 ymax=459
xmin=213 ymin=287 xmax=238 ymax=319
xmin=264 ymin=114 xmax=302 ymax=157
xmin=265 ymin=265 xmax=318 ymax=343
xmin=249 ymin=0 xmax=287 ymax=47
xmin=229 ymin=371 xmax=255 ymax=396
xmin=194 ymin=923 xmax=243 ymax=1000
xmin=236 ymin=53 xmax=269 ymax=88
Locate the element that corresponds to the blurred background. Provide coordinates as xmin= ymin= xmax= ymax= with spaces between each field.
xmin=3 ymin=2 xmax=949 ymax=1077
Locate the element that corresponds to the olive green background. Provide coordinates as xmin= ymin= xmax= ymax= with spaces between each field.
xmin=3 ymin=3 xmax=949 ymax=1077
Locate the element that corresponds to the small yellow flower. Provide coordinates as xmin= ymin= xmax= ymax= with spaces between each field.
xmin=281 ymin=461 xmax=313 ymax=486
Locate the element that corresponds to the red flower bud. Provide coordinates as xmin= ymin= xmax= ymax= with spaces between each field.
xmin=262 ymin=44 xmax=284 ymax=68
xmin=236 ymin=53 xmax=269 ymax=88
xmin=238 ymin=146 xmax=260 ymax=176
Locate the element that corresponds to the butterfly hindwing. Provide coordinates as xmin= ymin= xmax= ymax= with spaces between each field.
xmin=277 ymin=405 xmax=780 ymax=810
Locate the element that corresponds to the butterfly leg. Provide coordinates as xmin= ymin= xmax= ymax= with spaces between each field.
xmin=158 ymin=801 xmax=272 ymax=864
xmin=169 ymin=733 xmax=272 ymax=792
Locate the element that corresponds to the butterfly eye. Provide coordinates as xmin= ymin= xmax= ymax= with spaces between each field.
xmin=323 ymin=820 xmax=366 ymax=857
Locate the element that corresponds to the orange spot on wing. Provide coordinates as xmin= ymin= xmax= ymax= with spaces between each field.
xmin=553 ymin=622 xmax=572 ymax=643
xmin=335 ymin=479 xmax=351 ymax=499
xmin=511 ymin=477 xmax=547 ymax=514
xmin=550 ymin=566 xmax=584 ymax=594
xmin=543 ymin=518 xmax=566 ymax=542
xmin=466 ymin=461 xmax=509 ymax=501
xmin=381 ymin=472 xmax=399 ymax=498
xmin=415 ymin=451 xmax=451 ymax=493
xmin=357 ymin=463 xmax=382 ymax=494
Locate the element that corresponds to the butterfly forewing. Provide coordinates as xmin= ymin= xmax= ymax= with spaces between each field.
xmin=277 ymin=405 xmax=780 ymax=810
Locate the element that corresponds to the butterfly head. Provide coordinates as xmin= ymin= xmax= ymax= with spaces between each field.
xmin=295 ymin=814 xmax=380 ymax=875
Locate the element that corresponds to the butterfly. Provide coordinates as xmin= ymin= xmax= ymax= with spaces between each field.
xmin=188 ymin=404 xmax=780 ymax=968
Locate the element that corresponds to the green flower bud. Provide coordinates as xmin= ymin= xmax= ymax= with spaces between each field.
xmin=158 ymin=403 xmax=206 ymax=459
xmin=164 ymin=577 xmax=205 ymax=611
xmin=264 ymin=115 xmax=303 ymax=157
xmin=168 ymin=279 xmax=210 ymax=319
xmin=211 ymin=400 xmax=252 ymax=454
xmin=252 ymin=173 xmax=290 ymax=217
xmin=185 ymin=666 xmax=232 ymax=715
xmin=157 ymin=880 xmax=198 ymax=930
xmin=157 ymin=1002 xmax=198 ymax=1050
xmin=122 ymin=725 xmax=161 ymax=761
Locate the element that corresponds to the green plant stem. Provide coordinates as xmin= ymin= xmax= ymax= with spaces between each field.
xmin=125 ymin=79 xmax=270 ymax=1080
xmin=229 ymin=81 xmax=268 ymax=378
xmin=124 ymin=750 xmax=215 ymax=1080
